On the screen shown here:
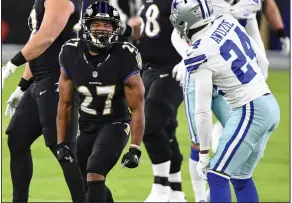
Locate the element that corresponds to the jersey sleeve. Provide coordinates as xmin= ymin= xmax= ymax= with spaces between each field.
xmin=119 ymin=42 xmax=143 ymax=83
xmin=59 ymin=39 xmax=79 ymax=78
xmin=183 ymin=41 xmax=208 ymax=73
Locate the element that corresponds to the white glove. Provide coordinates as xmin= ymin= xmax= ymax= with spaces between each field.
xmin=196 ymin=153 xmax=210 ymax=179
xmin=5 ymin=86 xmax=24 ymax=118
xmin=2 ymin=61 xmax=19 ymax=89
xmin=280 ymin=37 xmax=290 ymax=56
xmin=172 ymin=60 xmax=187 ymax=87
xmin=231 ymin=0 xmax=261 ymax=19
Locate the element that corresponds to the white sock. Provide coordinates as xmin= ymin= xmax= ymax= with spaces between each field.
xmin=152 ymin=160 xmax=171 ymax=177
xmin=189 ymin=158 xmax=207 ymax=202
xmin=169 ymin=171 xmax=182 ymax=183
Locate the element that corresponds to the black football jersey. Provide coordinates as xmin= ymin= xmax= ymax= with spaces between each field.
xmin=137 ymin=0 xmax=180 ymax=67
xmin=27 ymin=0 xmax=82 ymax=78
xmin=59 ymin=39 xmax=142 ymax=130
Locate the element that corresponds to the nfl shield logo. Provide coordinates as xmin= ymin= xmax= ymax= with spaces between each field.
xmin=92 ymin=71 xmax=98 ymax=78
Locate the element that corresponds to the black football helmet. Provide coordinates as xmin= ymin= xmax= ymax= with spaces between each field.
xmin=82 ymin=0 xmax=121 ymax=48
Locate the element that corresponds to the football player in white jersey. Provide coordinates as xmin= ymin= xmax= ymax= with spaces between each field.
xmin=171 ymin=0 xmax=268 ymax=201
xmin=170 ymin=0 xmax=280 ymax=202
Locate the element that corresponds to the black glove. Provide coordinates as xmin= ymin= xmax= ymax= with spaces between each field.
xmin=121 ymin=145 xmax=141 ymax=168
xmin=53 ymin=142 xmax=74 ymax=163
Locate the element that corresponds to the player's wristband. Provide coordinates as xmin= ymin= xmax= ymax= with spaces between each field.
xmin=11 ymin=51 xmax=27 ymax=67
xmin=123 ymin=24 xmax=133 ymax=37
xmin=18 ymin=77 xmax=34 ymax=92
xmin=130 ymin=144 xmax=140 ymax=150
xmin=276 ymin=28 xmax=286 ymax=38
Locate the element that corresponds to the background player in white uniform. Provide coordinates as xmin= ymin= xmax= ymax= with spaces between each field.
xmin=170 ymin=0 xmax=280 ymax=202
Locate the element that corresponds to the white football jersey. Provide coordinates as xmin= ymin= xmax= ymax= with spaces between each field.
xmin=184 ymin=14 xmax=270 ymax=108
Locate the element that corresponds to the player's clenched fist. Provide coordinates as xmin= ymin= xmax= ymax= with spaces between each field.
xmin=121 ymin=145 xmax=141 ymax=168
xmin=53 ymin=142 xmax=74 ymax=163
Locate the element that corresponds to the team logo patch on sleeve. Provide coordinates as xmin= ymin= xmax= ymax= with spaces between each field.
xmin=136 ymin=53 xmax=142 ymax=69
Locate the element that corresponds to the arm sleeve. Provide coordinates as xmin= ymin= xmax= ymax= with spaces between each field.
xmin=192 ymin=68 xmax=213 ymax=151
xmin=120 ymin=44 xmax=142 ymax=83
xmin=248 ymin=30 xmax=269 ymax=80
xmin=171 ymin=29 xmax=190 ymax=58
xmin=183 ymin=47 xmax=207 ymax=72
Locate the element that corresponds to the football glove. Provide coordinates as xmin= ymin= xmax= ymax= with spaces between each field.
xmin=280 ymin=37 xmax=290 ymax=56
xmin=2 ymin=61 xmax=18 ymax=89
xmin=53 ymin=142 xmax=74 ymax=163
xmin=172 ymin=60 xmax=187 ymax=87
xmin=230 ymin=0 xmax=261 ymax=19
xmin=5 ymin=86 xmax=24 ymax=118
xmin=121 ymin=145 xmax=141 ymax=169
xmin=196 ymin=153 xmax=210 ymax=180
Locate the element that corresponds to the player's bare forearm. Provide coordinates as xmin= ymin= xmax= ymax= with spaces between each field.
xmin=264 ymin=0 xmax=284 ymax=31
xmin=21 ymin=0 xmax=74 ymax=61
xmin=124 ymin=73 xmax=145 ymax=147
xmin=56 ymin=69 xmax=73 ymax=144
xmin=22 ymin=63 xmax=33 ymax=80
xmin=127 ymin=17 xmax=141 ymax=40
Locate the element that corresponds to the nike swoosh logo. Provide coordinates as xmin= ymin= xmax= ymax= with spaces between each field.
xmin=160 ymin=74 xmax=169 ymax=78
xmin=187 ymin=51 xmax=194 ymax=57
xmin=40 ymin=90 xmax=47 ymax=95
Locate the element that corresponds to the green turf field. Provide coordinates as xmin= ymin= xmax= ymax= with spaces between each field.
xmin=2 ymin=68 xmax=290 ymax=202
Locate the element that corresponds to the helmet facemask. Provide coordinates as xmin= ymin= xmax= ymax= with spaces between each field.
xmin=82 ymin=1 xmax=122 ymax=49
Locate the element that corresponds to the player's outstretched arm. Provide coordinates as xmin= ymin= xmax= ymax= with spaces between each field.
xmin=56 ymin=68 xmax=74 ymax=144
xmin=53 ymin=68 xmax=75 ymax=162
xmin=193 ymin=68 xmax=213 ymax=153
xmin=2 ymin=0 xmax=74 ymax=87
xmin=264 ymin=0 xmax=290 ymax=55
xmin=264 ymin=0 xmax=284 ymax=32
xmin=124 ymin=73 xmax=145 ymax=147
xmin=121 ymin=73 xmax=145 ymax=169
xmin=193 ymin=68 xmax=214 ymax=179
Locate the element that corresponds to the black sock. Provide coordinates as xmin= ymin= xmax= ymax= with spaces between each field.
xmin=105 ymin=185 xmax=114 ymax=202
xmin=154 ymin=176 xmax=169 ymax=186
xmin=170 ymin=182 xmax=182 ymax=191
xmin=86 ymin=180 xmax=106 ymax=203
xmin=10 ymin=151 xmax=33 ymax=203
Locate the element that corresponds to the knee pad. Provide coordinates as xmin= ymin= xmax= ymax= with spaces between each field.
xmin=143 ymin=131 xmax=172 ymax=164
xmin=170 ymin=141 xmax=183 ymax=173
xmin=165 ymin=120 xmax=178 ymax=140
xmin=144 ymin=99 xmax=172 ymax=135
xmin=190 ymin=146 xmax=199 ymax=161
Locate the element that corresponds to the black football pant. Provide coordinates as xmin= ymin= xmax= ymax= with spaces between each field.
xmin=6 ymin=74 xmax=84 ymax=203
xmin=76 ymin=122 xmax=130 ymax=202
xmin=142 ymin=66 xmax=184 ymax=174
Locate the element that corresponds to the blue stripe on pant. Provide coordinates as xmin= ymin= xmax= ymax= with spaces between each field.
xmin=210 ymin=94 xmax=280 ymax=177
xmin=213 ymin=102 xmax=254 ymax=172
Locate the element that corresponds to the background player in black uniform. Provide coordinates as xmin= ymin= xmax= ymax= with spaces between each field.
xmin=124 ymin=0 xmax=186 ymax=201
xmin=1 ymin=0 xmax=85 ymax=202
xmin=56 ymin=1 xmax=145 ymax=202
xmin=256 ymin=0 xmax=290 ymax=55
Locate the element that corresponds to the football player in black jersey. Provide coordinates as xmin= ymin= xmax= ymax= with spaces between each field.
xmin=256 ymin=0 xmax=290 ymax=55
xmin=56 ymin=1 xmax=145 ymax=202
xmin=2 ymin=0 xmax=86 ymax=202
xmin=123 ymin=0 xmax=186 ymax=201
